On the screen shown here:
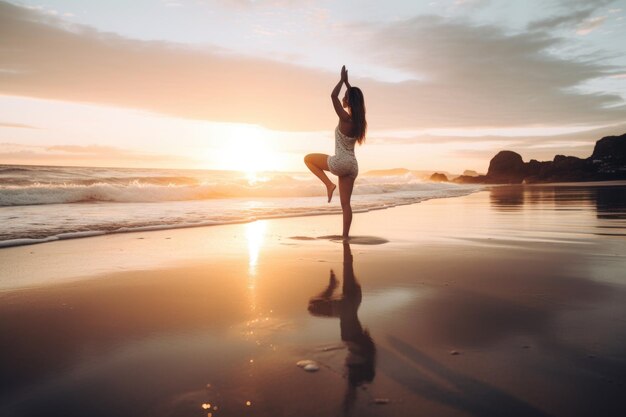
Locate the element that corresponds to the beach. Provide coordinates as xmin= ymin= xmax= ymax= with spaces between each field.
xmin=1 ymin=183 xmax=625 ymax=417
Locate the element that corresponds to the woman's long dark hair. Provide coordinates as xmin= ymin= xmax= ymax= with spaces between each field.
xmin=347 ymin=87 xmax=367 ymax=144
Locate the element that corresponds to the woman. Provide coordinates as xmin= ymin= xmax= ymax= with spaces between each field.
xmin=304 ymin=65 xmax=367 ymax=239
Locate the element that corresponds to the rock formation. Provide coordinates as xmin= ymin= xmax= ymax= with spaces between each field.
xmin=429 ymin=172 xmax=449 ymax=182
xmin=454 ymin=133 xmax=626 ymax=184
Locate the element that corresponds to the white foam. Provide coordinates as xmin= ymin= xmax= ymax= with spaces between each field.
xmin=0 ymin=236 xmax=59 ymax=248
xmin=0 ymin=186 xmax=480 ymax=248
xmin=0 ymin=166 xmax=482 ymax=248
xmin=0 ymin=175 xmax=471 ymax=206
xmin=57 ymin=231 xmax=107 ymax=240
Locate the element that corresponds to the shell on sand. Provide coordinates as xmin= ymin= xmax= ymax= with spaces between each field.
xmin=296 ymin=360 xmax=320 ymax=372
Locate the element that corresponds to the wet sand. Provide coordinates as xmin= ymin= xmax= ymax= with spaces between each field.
xmin=1 ymin=183 xmax=626 ymax=417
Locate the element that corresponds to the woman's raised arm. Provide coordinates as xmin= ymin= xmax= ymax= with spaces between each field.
xmin=331 ymin=65 xmax=351 ymax=121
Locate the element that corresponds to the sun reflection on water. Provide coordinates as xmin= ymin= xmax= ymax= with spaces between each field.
xmin=245 ymin=220 xmax=267 ymax=314
xmin=245 ymin=220 xmax=267 ymax=279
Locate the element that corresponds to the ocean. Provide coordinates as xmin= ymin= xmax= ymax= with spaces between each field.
xmin=0 ymin=164 xmax=480 ymax=247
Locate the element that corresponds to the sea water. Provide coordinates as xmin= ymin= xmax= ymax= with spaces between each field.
xmin=0 ymin=164 xmax=480 ymax=247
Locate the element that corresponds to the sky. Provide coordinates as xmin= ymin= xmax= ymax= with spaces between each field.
xmin=1 ymin=0 xmax=626 ymax=174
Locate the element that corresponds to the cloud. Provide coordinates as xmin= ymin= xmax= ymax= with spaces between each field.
xmin=453 ymin=0 xmax=491 ymax=9
xmin=1 ymin=1 xmax=625 ymax=133
xmin=217 ymin=0 xmax=312 ymax=7
xmin=576 ymin=16 xmax=607 ymax=35
xmin=449 ymin=141 xmax=594 ymax=163
xmin=368 ymin=123 xmax=626 ymax=162
xmin=528 ymin=9 xmax=597 ymax=32
xmin=0 ymin=142 xmax=191 ymax=167
xmin=359 ymin=15 xmax=625 ymax=126
xmin=527 ymin=0 xmax=615 ymax=32
xmin=0 ymin=121 xmax=39 ymax=129
xmin=0 ymin=1 xmax=336 ymax=131
xmin=195 ymin=0 xmax=314 ymax=11
xmin=45 ymin=144 xmax=141 ymax=155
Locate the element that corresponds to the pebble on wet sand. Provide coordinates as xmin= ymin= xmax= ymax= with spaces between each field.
xmin=297 ymin=360 xmax=320 ymax=372
xmin=450 ymin=350 xmax=460 ymax=355
xmin=374 ymin=398 xmax=390 ymax=405
xmin=304 ymin=363 xmax=319 ymax=372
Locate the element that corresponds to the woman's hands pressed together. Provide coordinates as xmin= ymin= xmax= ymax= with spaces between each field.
xmin=341 ymin=65 xmax=349 ymax=83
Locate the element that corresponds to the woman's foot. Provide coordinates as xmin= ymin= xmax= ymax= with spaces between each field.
xmin=327 ymin=183 xmax=337 ymax=203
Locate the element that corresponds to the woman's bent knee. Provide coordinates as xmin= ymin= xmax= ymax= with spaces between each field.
xmin=304 ymin=153 xmax=319 ymax=162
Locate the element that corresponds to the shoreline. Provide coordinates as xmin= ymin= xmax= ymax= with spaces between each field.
xmin=0 ymin=186 xmax=480 ymax=249
xmin=2 ymin=182 xmax=626 ymax=293
xmin=3 ymin=180 xmax=625 ymax=250
xmin=1 ymin=184 xmax=625 ymax=416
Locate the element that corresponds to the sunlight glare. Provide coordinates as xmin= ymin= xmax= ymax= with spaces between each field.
xmin=209 ymin=124 xmax=283 ymax=176
xmin=245 ymin=220 xmax=267 ymax=279
xmin=245 ymin=220 xmax=267 ymax=314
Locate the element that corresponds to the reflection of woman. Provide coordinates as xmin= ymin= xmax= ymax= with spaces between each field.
xmin=308 ymin=242 xmax=376 ymax=413
xmin=304 ymin=65 xmax=367 ymax=239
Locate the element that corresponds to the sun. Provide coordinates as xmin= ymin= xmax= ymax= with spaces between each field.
xmin=207 ymin=124 xmax=284 ymax=177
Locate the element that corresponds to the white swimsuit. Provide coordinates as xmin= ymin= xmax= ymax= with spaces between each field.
xmin=327 ymin=124 xmax=359 ymax=179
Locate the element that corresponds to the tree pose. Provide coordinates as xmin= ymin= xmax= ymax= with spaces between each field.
xmin=304 ymin=65 xmax=367 ymax=239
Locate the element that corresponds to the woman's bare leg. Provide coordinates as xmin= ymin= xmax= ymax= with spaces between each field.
xmin=304 ymin=153 xmax=337 ymax=202
xmin=339 ymin=175 xmax=355 ymax=239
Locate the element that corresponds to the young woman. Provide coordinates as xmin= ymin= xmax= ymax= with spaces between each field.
xmin=304 ymin=65 xmax=367 ymax=239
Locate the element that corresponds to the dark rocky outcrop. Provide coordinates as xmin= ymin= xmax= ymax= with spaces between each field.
xmin=486 ymin=151 xmax=527 ymax=183
xmin=454 ymin=174 xmax=488 ymax=184
xmin=429 ymin=172 xmax=449 ymax=182
xmin=454 ymin=133 xmax=626 ymax=184
xmin=591 ymin=134 xmax=626 ymax=174
xmin=462 ymin=170 xmax=479 ymax=177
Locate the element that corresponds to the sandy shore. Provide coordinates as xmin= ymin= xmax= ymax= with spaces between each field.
xmin=1 ymin=184 xmax=625 ymax=417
